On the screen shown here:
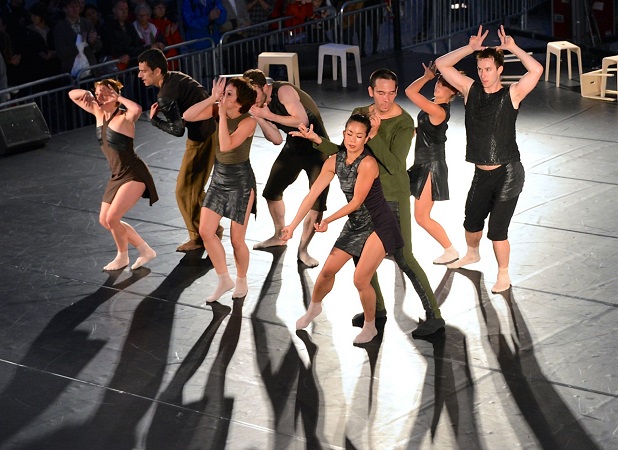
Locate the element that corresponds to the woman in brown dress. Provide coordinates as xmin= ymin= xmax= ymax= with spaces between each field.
xmin=69 ymin=79 xmax=158 ymax=271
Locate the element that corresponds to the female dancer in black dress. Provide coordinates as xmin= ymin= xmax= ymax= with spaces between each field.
xmin=183 ymin=77 xmax=258 ymax=302
xmin=282 ymin=114 xmax=403 ymax=344
xmin=69 ymin=79 xmax=158 ymax=271
xmin=405 ymin=61 xmax=460 ymax=265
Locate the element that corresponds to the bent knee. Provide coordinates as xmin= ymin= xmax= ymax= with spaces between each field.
xmin=353 ymin=274 xmax=372 ymax=291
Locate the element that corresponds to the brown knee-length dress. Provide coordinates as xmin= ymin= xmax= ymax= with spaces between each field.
xmin=96 ymin=108 xmax=158 ymax=205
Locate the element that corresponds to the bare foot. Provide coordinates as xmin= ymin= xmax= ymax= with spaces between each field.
xmin=103 ymin=252 xmax=129 ymax=271
xmin=177 ymin=239 xmax=204 ymax=252
xmin=298 ymin=249 xmax=319 ymax=268
xmin=492 ymin=268 xmax=512 ymax=293
xmin=207 ymin=274 xmax=235 ymax=302
xmin=253 ymin=236 xmax=287 ymax=250
xmin=447 ymin=247 xmax=480 ymax=269
xmin=433 ymin=246 xmax=459 ymax=265
xmin=353 ymin=320 xmax=377 ymax=344
xmin=296 ymin=302 xmax=323 ymax=329
xmin=131 ymin=244 xmax=156 ymax=270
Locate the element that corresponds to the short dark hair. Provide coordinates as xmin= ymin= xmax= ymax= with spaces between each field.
xmin=242 ymin=69 xmax=267 ymax=88
xmin=477 ymin=47 xmax=504 ymax=68
xmin=345 ymin=113 xmax=371 ymax=136
xmin=228 ymin=77 xmax=257 ymax=114
xmin=369 ymin=68 xmax=397 ymax=88
xmin=138 ymin=48 xmax=168 ymax=75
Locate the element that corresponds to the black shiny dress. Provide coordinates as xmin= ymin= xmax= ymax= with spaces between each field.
xmin=407 ymin=103 xmax=450 ymax=201
xmin=96 ymin=108 xmax=158 ymax=205
xmin=334 ymin=149 xmax=403 ymax=257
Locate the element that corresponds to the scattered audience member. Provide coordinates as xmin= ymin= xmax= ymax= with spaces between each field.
xmin=246 ymin=0 xmax=273 ymax=37
xmin=101 ymin=0 xmax=145 ymax=71
xmin=284 ymin=0 xmax=312 ymax=43
xmin=133 ymin=3 xmax=165 ymax=51
xmin=151 ymin=0 xmax=183 ymax=66
xmin=23 ymin=2 xmax=61 ymax=81
xmin=182 ymin=0 xmax=227 ymax=50
xmin=54 ymin=0 xmax=102 ymax=76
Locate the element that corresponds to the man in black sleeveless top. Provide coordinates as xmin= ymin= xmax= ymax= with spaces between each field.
xmin=243 ymin=69 xmax=328 ymax=268
xmin=436 ymin=25 xmax=543 ymax=293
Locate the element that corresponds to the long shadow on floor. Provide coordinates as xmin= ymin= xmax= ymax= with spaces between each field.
xmin=251 ymin=247 xmax=331 ymax=449
xmin=22 ymin=251 xmax=215 ymax=449
xmin=0 ymin=268 xmax=151 ymax=444
xmin=456 ymin=268 xmax=601 ymax=450
xmin=393 ymin=269 xmax=482 ymax=449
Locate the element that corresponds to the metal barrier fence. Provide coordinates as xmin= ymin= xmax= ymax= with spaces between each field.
xmin=339 ymin=0 xmax=548 ymax=54
xmin=0 ymin=0 xmax=547 ymax=134
xmin=216 ymin=9 xmax=338 ymax=75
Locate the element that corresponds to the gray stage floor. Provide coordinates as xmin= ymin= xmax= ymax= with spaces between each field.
xmin=0 ymin=45 xmax=617 ymax=449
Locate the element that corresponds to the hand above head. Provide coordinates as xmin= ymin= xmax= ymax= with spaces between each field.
xmin=496 ymin=25 xmax=517 ymax=52
xmin=422 ymin=60 xmax=437 ymax=80
xmin=103 ymin=84 xmax=119 ymax=102
xmin=469 ymin=25 xmax=489 ymax=52
xmin=211 ymin=77 xmax=226 ymax=101
xmin=81 ymin=90 xmax=97 ymax=106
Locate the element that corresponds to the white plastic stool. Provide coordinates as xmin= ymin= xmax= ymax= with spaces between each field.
xmin=257 ymin=52 xmax=300 ymax=88
xmin=317 ymin=44 xmax=362 ymax=88
xmin=545 ymin=41 xmax=582 ymax=87
xmin=580 ymin=70 xmax=615 ymax=101
xmin=600 ymin=55 xmax=618 ymax=98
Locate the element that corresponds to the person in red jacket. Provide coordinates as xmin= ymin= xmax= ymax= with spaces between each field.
xmin=150 ymin=0 xmax=182 ymax=69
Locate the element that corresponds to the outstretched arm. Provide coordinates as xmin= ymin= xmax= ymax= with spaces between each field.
xmin=496 ymin=25 xmax=543 ymax=106
xmin=435 ymin=25 xmax=486 ymax=99
xmin=289 ymin=123 xmax=323 ymax=145
xmin=281 ymin=156 xmax=335 ymax=240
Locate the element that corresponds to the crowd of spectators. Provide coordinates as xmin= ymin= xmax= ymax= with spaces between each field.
xmin=0 ymin=0 xmax=349 ymax=98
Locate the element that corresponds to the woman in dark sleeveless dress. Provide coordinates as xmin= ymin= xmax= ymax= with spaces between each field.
xmin=405 ymin=61 xmax=460 ymax=265
xmin=183 ymin=77 xmax=258 ymax=302
xmin=69 ymin=79 xmax=158 ymax=271
xmin=282 ymin=114 xmax=403 ymax=345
